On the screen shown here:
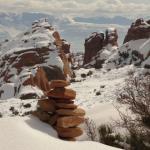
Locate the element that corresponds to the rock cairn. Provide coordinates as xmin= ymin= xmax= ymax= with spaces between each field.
xmin=34 ymin=80 xmax=85 ymax=141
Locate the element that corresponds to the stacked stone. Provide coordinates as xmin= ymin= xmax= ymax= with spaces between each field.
xmin=35 ymin=80 xmax=85 ymax=141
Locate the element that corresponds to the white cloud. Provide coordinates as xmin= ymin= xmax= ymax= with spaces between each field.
xmin=0 ymin=0 xmax=149 ymax=18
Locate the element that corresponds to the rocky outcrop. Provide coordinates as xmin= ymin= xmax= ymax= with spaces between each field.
xmin=84 ymin=32 xmax=104 ymax=65
xmin=124 ymin=18 xmax=150 ymax=43
xmin=104 ymin=28 xmax=118 ymax=46
xmin=0 ymin=19 xmax=73 ymax=100
xmin=83 ymin=28 xmax=118 ymax=68
xmin=104 ymin=19 xmax=150 ymax=70
xmin=34 ymin=80 xmax=85 ymax=141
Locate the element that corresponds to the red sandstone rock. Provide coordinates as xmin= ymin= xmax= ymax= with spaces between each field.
xmin=124 ymin=18 xmax=150 ymax=43
xmin=38 ymin=99 xmax=55 ymax=112
xmin=57 ymin=116 xmax=84 ymax=128
xmin=49 ymin=114 xmax=58 ymax=126
xmin=56 ymin=127 xmax=83 ymax=138
xmin=55 ymin=103 xmax=77 ymax=109
xmin=47 ymin=88 xmax=76 ymax=99
xmin=56 ymin=108 xmax=85 ymax=116
xmin=36 ymin=111 xmax=50 ymax=122
xmin=53 ymin=99 xmax=75 ymax=104
xmin=50 ymin=80 xmax=70 ymax=88
xmin=84 ymin=32 xmax=104 ymax=65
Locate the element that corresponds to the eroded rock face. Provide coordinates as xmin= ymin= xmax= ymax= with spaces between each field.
xmin=84 ymin=32 xmax=104 ymax=65
xmin=124 ymin=18 xmax=150 ymax=43
xmin=0 ymin=19 xmax=72 ymax=99
xmin=83 ymin=28 xmax=118 ymax=68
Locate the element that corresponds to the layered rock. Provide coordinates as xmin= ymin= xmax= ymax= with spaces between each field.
xmin=0 ymin=19 xmax=73 ymax=100
xmin=124 ymin=18 xmax=150 ymax=43
xmin=83 ymin=28 xmax=118 ymax=68
xmin=34 ymin=80 xmax=85 ymax=141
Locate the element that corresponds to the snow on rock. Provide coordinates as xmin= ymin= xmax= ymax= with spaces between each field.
xmin=104 ymin=38 xmax=150 ymax=70
xmin=83 ymin=28 xmax=118 ymax=69
xmin=0 ymin=18 xmax=72 ymax=100
xmin=0 ymin=116 xmax=121 ymax=150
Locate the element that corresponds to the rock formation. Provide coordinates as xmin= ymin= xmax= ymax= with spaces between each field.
xmin=34 ymin=80 xmax=85 ymax=141
xmin=104 ymin=18 xmax=150 ymax=70
xmin=0 ymin=19 xmax=73 ymax=99
xmin=83 ymin=28 xmax=118 ymax=68
xmin=124 ymin=18 xmax=150 ymax=43
xmin=84 ymin=32 xmax=104 ymax=65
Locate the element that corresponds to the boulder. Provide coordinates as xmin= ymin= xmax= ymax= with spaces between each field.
xmin=50 ymin=80 xmax=70 ymax=88
xmin=38 ymin=99 xmax=55 ymax=112
xmin=47 ymin=88 xmax=76 ymax=99
xmin=56 ymin=127 xmax=83 ymax=138
xmin=57 ymin=116 xmax=84 ymax=128
xmin=56 ymin=108 xmax=85 ymax=116
xmin=56 ymin=103 xmax=77 ymax=109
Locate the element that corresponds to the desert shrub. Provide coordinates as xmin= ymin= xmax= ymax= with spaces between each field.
xmin=84 ymin=117 xmax=98 ymax=141
xmin=98 ymin=124 xmax=124 ymax=149
xmin=81 ymin=73 xmax=86 ymax=78
xmin=116 ymin=74 xmax=150 ymax=150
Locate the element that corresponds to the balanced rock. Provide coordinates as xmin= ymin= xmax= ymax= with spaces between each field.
xmin=56 ymin=103 xmax=77 ymax=109
xmin=57 ymin=116 xmax=84 ymax=128
xmin=50 ymin=80 xmax=70 ymax=88
xmin=56 ymin=108 xmax=85 ymax=116
xmin=57 ymin=127 xmax=83 ymax=138
xmin=47 ymin=88 xmax=76 ymax=99
xmin=38 ymin=99 xmax=55 ymax=112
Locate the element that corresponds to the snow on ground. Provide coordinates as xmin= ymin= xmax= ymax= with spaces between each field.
xmin=70 ymin=65 xmax=134 ymax=110
xmin=0 ymin=65 xmax=135 ymax=149
xmin=0 ymin=116 xmax=121 ymax=150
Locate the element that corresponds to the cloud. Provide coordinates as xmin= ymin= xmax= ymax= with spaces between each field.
xmin=0 ymin=0 xmax=149 ymax=18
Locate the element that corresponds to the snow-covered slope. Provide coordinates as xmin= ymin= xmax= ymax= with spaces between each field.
xmin=104 ymin=38 xmax=150 ymax=69
xmin=0 ymin=116 xmax=121 ymax=150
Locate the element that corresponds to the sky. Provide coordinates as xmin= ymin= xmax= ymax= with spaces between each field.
xmin=0 ymin=0 xmax=149 ymax=51
xmin=0 ymin=0 xmax=149 ymax=18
